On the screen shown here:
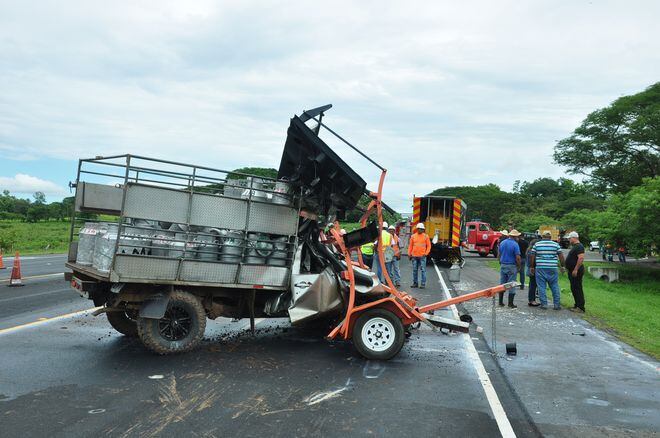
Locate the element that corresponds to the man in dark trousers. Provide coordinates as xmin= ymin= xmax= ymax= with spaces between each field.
xmin=526 ymin=238 xmax=540 ymax=306
xmin=566 ymin=231 xmax=586 ymax=313
xmin=517 ymin=234 xmax=530 ymax=290
xmin=498 ymin=229 xmax=521 ymax=308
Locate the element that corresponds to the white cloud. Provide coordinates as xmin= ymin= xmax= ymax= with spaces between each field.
xmin=0 ymin=1 xmax=658 ymax=210
xmin=0 ymin=174 xmax=67 ymax=196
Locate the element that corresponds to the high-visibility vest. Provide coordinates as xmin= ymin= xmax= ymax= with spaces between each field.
xmin=361 ymin=242 xmax=375 ymax=255
xmin=380 ymin=230 xmax=391 ymax=246
xmin=391 ymin=234 xmax=400 ymax=257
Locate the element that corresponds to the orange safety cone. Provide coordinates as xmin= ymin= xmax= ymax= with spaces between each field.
xmin=7 ymin=252 xmax=24 ymax=287
xmin=0 ymin=249 xmax=5 ymax=269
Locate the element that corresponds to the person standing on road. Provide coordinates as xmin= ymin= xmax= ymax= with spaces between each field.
xmin=517 ymin=234 xmax=530 ymax=290
xmin=388 ymin=225 xmax=402 ymax=287
xmin=408 ymin=223 xmax=431 ymax=288
xmin=498 ymin=229 xmax=521 ymax=308
xmin=530 ymin=231 xmax=566 ymax=310
xmin=360 ymin=241 xmax=375 ymax=269
xmin=374 ymin=222 xmax=392 ymax=283
xmin=526 ymin=238 xmax=540 ymax=307
xmin=565 ymin=231 xmax=586 ymax=313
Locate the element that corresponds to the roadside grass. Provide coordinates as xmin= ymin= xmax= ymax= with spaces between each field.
xmin=486 ymin=260 xmax=660 ymax=359
xmin=0 ymin=220 xmax=70 ymax=255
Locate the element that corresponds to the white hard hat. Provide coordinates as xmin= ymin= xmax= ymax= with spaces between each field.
xmin=416 ymin=223 xmax=425 ymax=230
xmin=382 ymin=221 xmax=388 ymax=228
xmin=388 ymin=225 xmax=395 ymax=230
xmin=567 ymin=231 xmax=579 ymax=238
xmin=340 ymin=229 xmax=347 ymax=235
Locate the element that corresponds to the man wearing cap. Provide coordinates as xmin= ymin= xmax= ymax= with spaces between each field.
xmin=388 ymin=225 xmax=402 ymax=287
xmin=530 ymin=231 xmax=566 ymax=310
xmin=565 ymin=231 xmax=586 ymax=313
xmin=498 ymin=229 xmax=522 ymax=308
xmin=408 ymin=223 xmax=431 ymax=288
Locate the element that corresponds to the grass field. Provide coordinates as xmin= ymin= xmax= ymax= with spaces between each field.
xmin=487 ymin=260 xmax=660 ymax=359
xmin=0 ymin=220 xmax=70 ymax=255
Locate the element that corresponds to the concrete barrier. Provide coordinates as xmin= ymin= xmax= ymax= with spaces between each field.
xmin=587 ymin=266 xmax=619 ymax=282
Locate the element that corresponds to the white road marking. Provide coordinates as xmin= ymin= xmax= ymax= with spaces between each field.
xmin=433 ymin=261 xmax=517 ymax=438
xmin=0 ymin=307 xmax=101 ymax=336
xmin=0 ymin=272 xmax=64 ymax=283
xmin=2 ymin=255 xmax=66 ymax=261
xmin=0 ymin=288 xmax=70 ymax=303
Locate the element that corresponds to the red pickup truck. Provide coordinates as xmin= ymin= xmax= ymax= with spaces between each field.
xmin=463 ymin=221 xmax=502 ymax=258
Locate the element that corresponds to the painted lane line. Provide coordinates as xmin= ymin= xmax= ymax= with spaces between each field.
xmin=0 ymin=272 xmax=65 ymax=283
xmin=433 ymin=261 xmax=516 ymax=438
xmin=0 ymin=288 xmax=71 ymax=303
xmin=2 ymin=255 xmax=67 ymax=261
xmin=0 ymin=307 xmax=102 ymax=336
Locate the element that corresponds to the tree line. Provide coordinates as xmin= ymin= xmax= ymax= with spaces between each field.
xmin=430 ymin=82 xmax=659 ymax=257
xmin=0 ymin=190 xmax=74 ymax=222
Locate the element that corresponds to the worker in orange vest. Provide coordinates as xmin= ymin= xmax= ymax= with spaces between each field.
xmin=388 ymin=225 xmax=401 ymax=287
xmin=408 ymin=223 xmax=431 ymax=288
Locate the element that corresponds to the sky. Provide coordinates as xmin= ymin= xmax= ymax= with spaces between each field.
xmin=1 ymin=0 xmax=658 ymax=211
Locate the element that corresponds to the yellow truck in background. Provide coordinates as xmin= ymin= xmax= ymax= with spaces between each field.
xmin=537 ymin=225 xmax=560 ymax=242
xmin=411 ymin=196 xmax=466 ymax=264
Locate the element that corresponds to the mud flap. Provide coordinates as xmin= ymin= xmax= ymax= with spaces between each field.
xmin=139 ymin=291 xmax=172 ymax=319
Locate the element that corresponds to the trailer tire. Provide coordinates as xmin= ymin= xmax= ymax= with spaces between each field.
xmin=137 ymin=290 xmax=206 ymax=355
xmin=106 ymin=310 xmax=138 ymax=337
xmin=353 ymin=308 xmax=405 ymax=360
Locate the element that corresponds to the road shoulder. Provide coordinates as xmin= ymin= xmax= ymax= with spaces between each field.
xmin=454 ymin=256 xmax=660 ymax=437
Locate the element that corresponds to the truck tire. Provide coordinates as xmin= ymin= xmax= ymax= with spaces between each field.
xmin=353 ymin=308 xmax=405 ymax=360
xmin=478 ymin=252 xmax=488 ymax=258
xmin=136 ymin=290 xmax=206 ymax=354
xmin=492 ymin=245 xmax=498 ymax=258
xmin=106 ymin=310 xmax=138 ymax=337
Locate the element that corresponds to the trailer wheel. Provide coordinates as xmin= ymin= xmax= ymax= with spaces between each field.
xmin=353 ymin=309 xmax=405 ymax=360
xmin=106 ymin=310 xmax=138 ymax=337
xmin=137 ymin=290 xmax=206 ymax=354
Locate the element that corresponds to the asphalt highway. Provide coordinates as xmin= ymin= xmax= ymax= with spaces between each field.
xmin=0 ymin=254 xmax=657 ymax=437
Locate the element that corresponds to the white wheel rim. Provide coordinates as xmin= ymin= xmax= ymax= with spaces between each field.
xmin=361 ymin=317 xmax=396 ymax=352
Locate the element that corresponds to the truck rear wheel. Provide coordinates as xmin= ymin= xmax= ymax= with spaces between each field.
xmin=478 ymin=252 xmax=488 ymax=258
xmin=106 ymin=310 xmax=138 ymax=337
xmin=137 ymin=290 xmax=206 ymax=354
xmin=353 ymin=308 xmax=405 ymax=360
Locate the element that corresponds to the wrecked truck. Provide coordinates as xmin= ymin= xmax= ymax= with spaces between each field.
xmin=65 ymin=105 xmax=516 ymax=359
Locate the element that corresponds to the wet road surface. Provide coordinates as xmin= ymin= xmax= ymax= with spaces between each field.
xmin=1 ymin=254 xmax=657 ymax=436
xmin=0 ymin=257 xmax=540 ymax=437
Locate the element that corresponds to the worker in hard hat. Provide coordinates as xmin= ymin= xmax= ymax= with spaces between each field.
xmin=408 ymin=223 xmax=431 ymax=288
xmin=388 ymin=225 xmax=401 ymax=287
xmin=374 ymin=221 xmax=392 ymax=283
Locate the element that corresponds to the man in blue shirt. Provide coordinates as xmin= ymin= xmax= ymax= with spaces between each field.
xmin=498 ymin=229 xmax=522 ymax=308
xmin=530 ymin=231 xmax=566 ymax=310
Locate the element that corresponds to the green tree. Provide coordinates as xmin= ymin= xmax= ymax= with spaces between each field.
xmin=554 ymin=82 xmax=660 ymax=193
xmin=33 ymin=191 xmax=46 ymax=204
xmin=499 ymin=212 xmax=556 ymax=233
xmin=609 ymin=177 xmax=659 ymax=256
xmin=428 ymin=184 xmax=517 ymax=228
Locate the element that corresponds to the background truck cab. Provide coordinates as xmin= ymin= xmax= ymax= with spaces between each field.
xmin=464 ymin=220 xmax=502 ymax=258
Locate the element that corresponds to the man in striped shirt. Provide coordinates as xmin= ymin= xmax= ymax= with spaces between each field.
xmin=529 ymin=231 xmax=566 ymax=310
